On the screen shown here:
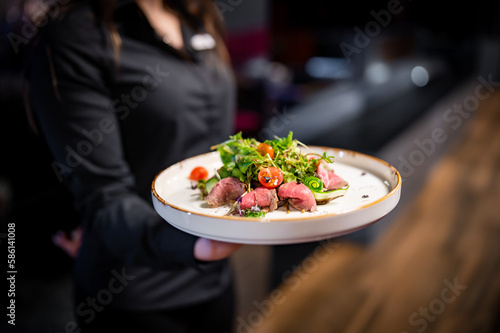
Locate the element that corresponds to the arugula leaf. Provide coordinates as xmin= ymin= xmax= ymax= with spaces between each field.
xmin=244 ymin=209 xmax=266 ymax=218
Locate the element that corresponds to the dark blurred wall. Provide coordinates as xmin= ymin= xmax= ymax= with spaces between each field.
xmin=1 ymin=0 xmax=78 ymax=279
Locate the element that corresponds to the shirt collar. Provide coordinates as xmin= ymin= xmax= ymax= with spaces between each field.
xmin=113 ymin=0 xmax=203 ymax=61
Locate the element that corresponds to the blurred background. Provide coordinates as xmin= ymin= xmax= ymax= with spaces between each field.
xmin=1 ymin=0 xmax=499 ymax=332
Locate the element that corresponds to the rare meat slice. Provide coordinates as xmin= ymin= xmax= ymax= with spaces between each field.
xmin=278 ymin=182 xmax=317 ymax=212
xmin=240 ymin=187 xmax=278 ymax=211
xmin=205 ymin=177 xmax=246 ymax=208
xmin=316 ymin=161 xmax=348 ymax=190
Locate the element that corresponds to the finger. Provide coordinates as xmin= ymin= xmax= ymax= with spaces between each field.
xmin=194 ymin=238 xmax=243 ymax=261
xmin=52 ymin=231 xmax=80 ymax=258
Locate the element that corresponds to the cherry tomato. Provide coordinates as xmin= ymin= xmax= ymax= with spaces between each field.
xmin=257 ymin=143 xmax=275 ymax=159
xmin=258 ymin=167 xmax=284 ymax=188
xmin=309 ymin=156 xmax=321 ymax=168
xmin=189 ymin=166 xmax=209 ymax=181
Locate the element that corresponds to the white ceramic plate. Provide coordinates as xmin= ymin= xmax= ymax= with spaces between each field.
xmin=152 ymin=147 xmax=402 ymax=244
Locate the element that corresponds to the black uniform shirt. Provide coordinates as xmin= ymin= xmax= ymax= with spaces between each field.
xmin=28 ymin=0 xmax=235 ymax=310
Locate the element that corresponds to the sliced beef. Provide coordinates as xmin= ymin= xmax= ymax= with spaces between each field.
xmin=317 ymin=161 xmax=348 ymax=190
xmin=205 ymin=177 xmax=246 ymax=208
xmin=278 ymin=181 xmax=317 ymax=212
xmin=240 ymin=187 xmax=278 ymax=212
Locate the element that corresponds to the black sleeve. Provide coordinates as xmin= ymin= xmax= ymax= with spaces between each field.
xmin=27 ymin=9 xmax=200 ymax=269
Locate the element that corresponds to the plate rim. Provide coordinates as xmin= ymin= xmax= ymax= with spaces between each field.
xmin=151 ymin=146 xmax=402 ymax=223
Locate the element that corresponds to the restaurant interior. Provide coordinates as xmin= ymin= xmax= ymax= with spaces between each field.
xmin=1 ymin=0 xmax=499 ymax=332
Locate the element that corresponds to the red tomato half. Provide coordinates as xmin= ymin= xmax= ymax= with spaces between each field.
xmin=189 ymin=166 xmax=209 ymax=181
xmin=258 ymin=167 xmax=284 ymax=188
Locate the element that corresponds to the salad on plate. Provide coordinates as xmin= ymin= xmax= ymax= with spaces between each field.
xmin=189 ymin=132 xmax=349 ymax=218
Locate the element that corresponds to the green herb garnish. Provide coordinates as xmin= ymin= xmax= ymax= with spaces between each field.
xmin=244 ymin=209 xmax=267 ymax=218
